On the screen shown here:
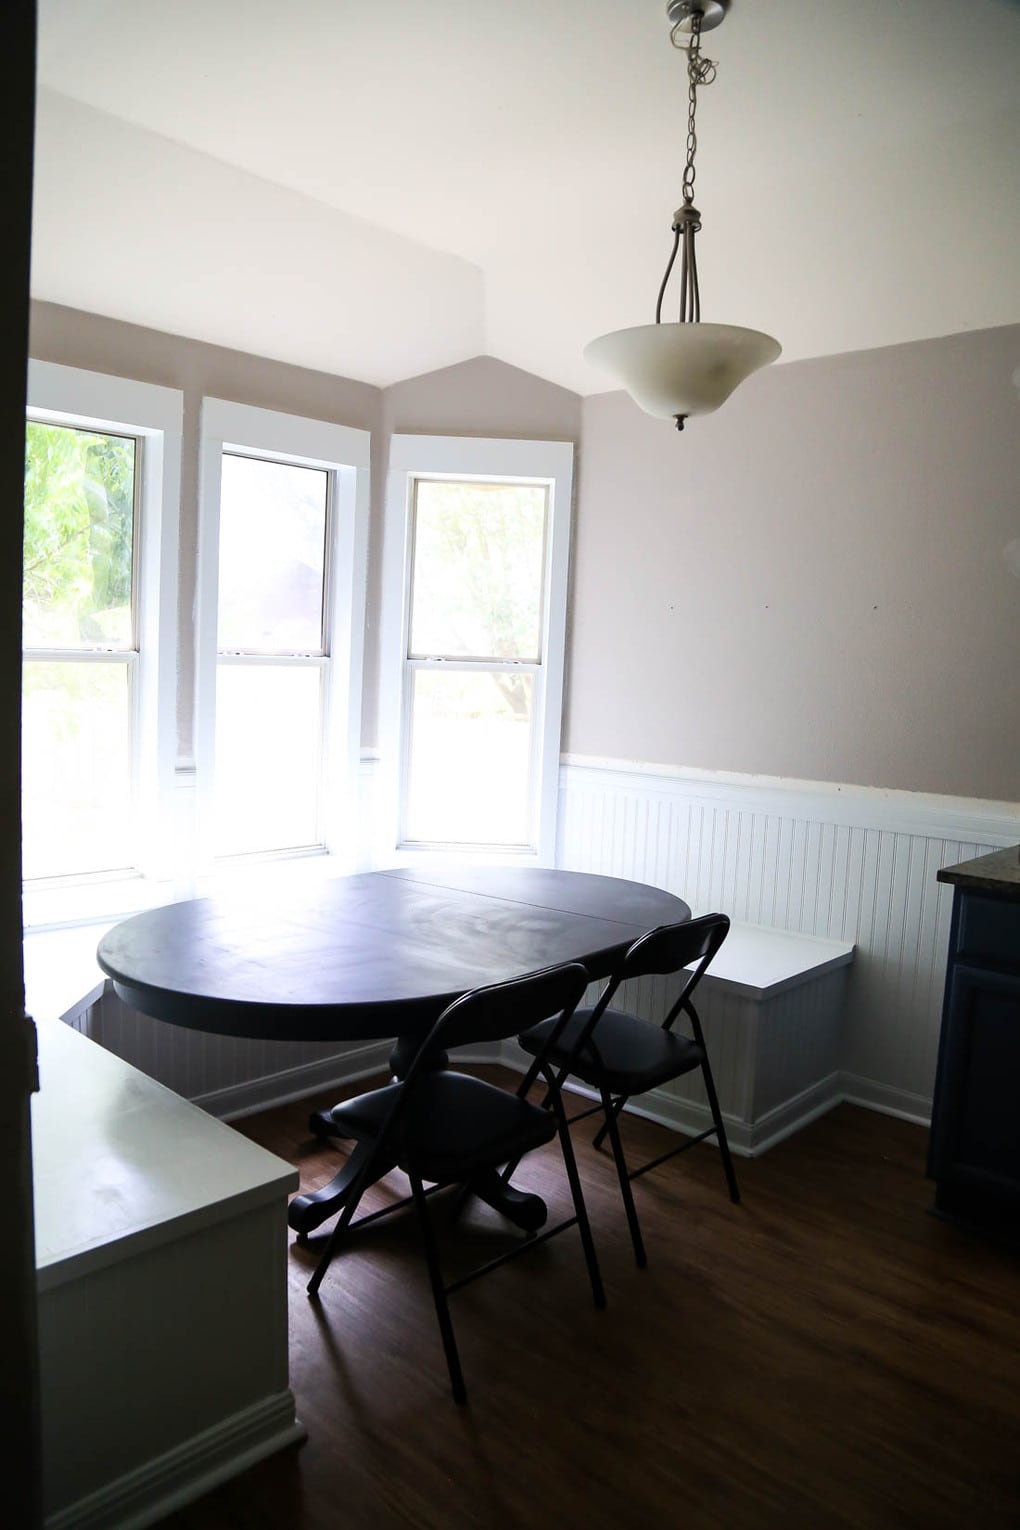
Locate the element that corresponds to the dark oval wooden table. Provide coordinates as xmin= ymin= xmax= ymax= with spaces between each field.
xmin=97 ymin=865 xmax=691 ymax=1234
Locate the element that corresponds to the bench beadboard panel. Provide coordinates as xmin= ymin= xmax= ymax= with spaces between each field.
xmin=94 ymin=985 xmax=394 ymax=1121
xmin=557 ymin=758 xmax=1017 ymax=1121
xmin=533 ymin=939 xmax=852 ymax=1157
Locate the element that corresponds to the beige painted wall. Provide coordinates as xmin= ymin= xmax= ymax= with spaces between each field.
xmin=382 ymin=355 xmax=582 ymax=442
xmin=566 ymin=325 xmax=1020 ymax=803
xmin=26 ymin=302 xmax=1020 ymax=801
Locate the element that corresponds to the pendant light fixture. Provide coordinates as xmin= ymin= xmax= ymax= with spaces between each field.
xmin=584 ymin=0 xmax=780 ymax=430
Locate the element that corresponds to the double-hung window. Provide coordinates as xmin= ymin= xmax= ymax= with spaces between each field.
xmin=22 ymin=363 xmax=181 ymax=922
xmin=381 ymin=435 xmax=573 ymax=864
xmin=196 ymin=400 xmax=369 ymax=871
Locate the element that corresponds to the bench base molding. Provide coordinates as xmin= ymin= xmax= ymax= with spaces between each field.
xmin=500 ymin=1055 xmax=928 ymax=1156
xmin=45 ymin=1394 xmax=304 ymax=1530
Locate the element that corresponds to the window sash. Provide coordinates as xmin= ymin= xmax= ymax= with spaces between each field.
xmin=406 ymin=477 xmax=549 ymax=665
xmin=23 ymin=419 xmax=142 ymax=657
xmin=21 ymin=651 xmax=137 ymax=883
xmin=400 ymin=491 xmax=551 ymax=851
xmin=196 ymin=397 xmax=370 ymax=876
xmin=210 ymin=446 xmax=335 ymax=861
xmin=381 ymin=436 xmax=573 ymax=866
xmin=21 ymin=363 xmax=182 ymax=916
xmin=215 ymin=652 xmax=329 ymax=669
xmin=216 ymin=449 xmax=333 ymax=659
xmin=22 ymin=648 xmax=140 ymax=665
xmin=399 ymin=658 xmax=543 ymax=850
xmin=211 ymin=657 xmax=327 ymax=858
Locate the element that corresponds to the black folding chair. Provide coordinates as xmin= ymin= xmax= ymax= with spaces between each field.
xmin=515 ymin=913 xmax=740 ymax=1269
xmin=306 ymin=961 xmax=605 ymax=1404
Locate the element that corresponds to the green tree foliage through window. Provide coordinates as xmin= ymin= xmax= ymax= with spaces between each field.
xmin=410 ymin=481 xmax=546 ymax=717
xmin=22 ymin=422 xmax=138 ymax=880
xmin=23 ymin=421 xmax=135 ymax=650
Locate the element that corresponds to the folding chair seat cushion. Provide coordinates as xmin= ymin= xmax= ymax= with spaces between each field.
xmin=327 ymin=1070 xmax=559 ymax=1184
xmin=514 ymin=916 xmax=739 ymax=1272
xmin=520 ymin=1007 xmax=706 ymax=1095
xmin=309 ymin=961 xmax=606 ymax=1404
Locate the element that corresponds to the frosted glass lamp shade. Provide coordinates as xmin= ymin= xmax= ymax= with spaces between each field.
xmin=584 ymin=321 xmax=781 ymax=421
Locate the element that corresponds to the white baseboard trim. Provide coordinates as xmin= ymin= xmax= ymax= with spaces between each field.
xmin=206 ymin=1040 xmax=929 ymax=1156
xmin=744 ymin=1073 xmax=845 ymax=1155
xmin=839 ymin=1072 xmax=933 ymax=1128
xmin=45 ymin=1391 xmax=305 ymax=1530
xmin=500 ymin=1044 xmax=919 ymax=1156
xmin=499 ymin=1039 xmax=758 ymax=1155
xmin=554 ymin=1069 xmax=843 ymax=1159
xmin=198 ymin=1042 xmax=394 ymax=1121
xmin=199 ymin=1041 xmax=502 ymax=1122
xmin=602 ymin=1083 xmax=751 ymax=1155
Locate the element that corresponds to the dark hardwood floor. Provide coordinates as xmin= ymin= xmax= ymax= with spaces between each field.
xmin=161 ymin=1074 xmax=1020 ymax=1530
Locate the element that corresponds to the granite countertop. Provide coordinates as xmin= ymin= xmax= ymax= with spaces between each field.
xmin=937 ymin=844 xmax=1020 ymax=899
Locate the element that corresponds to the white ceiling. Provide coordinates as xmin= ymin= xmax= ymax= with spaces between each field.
xmin=32 ymin=0 xmax=1020 ymax=394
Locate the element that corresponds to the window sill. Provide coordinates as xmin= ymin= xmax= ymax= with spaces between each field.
xmin=385 ymin=844 xmax=546 ymax=869
xmin=22 ymin=874 xmax=178 ymax=936
xmin=23 ymin=844 xmax=365 ymax=932
xmin=22 ymin=853 xmax=357 ymax=1021
xmin=193 ymin=848 xmax=354 ymax=901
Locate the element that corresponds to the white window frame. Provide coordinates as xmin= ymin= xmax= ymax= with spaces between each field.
xmin=379 ymin=434 xmax=573 ymax=867
xmin=195 ymin=399 xmax=370 ymax=878
xmin=22 ymin=362 xmax=182 ymax=929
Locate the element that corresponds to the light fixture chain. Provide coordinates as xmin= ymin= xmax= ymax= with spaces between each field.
xmin=671 ymin=9 xmax=718 ymax=207
xmin=683 ymin=11 xmax=701 ymax=203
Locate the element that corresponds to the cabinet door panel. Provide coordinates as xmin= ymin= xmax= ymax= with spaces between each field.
xmin=957 ymin=895 xmax=1020 ymax=971
xmin=928 ymin=963 xmax=1020 ymax=1194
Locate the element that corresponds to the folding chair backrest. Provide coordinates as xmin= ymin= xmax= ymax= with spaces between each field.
xmin=412 ymin=961 xmax=592 ymax=1079
xmin=582 ymin=913 xmax=730 ymax=1035
xmin=620 ymin=912 xmax=730 ymax=982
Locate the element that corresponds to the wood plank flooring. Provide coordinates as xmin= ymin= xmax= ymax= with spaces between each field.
xmin=160 ymin=1075 xmax=1020 ymax=1530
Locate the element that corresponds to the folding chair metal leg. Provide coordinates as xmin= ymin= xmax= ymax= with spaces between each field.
xmin=498 ymin=1074 xmax=561 ymax=1190
xmin=447 ymin=1180 xmax=475 ymax=1225
xmin=700 ymin=1058 xmax=740 ymax=1203
xmin=409 ymin=1170 xmax=467 ymax=1405
xmin=600 ymin=1086 xmax=647 ymax=1269
xmin=307 ymin=1168 xmax=372 ymax=1296
xmin=515 ymin=1053 xmax=545 ymax=1101
xmin=548 ymin=1092 xmax=606 ymax=1310
xmin=592 ymin=1092 xmax=627 ymax=1154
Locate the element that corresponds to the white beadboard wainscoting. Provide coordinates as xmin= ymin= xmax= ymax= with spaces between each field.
xmin=49 ymin=758 xmax=1016 ymax=1152
xmin=505 ymin=945 xmax=853 ymax=1159
xmin=82 ymin=993 xmax=397 ymax=1123
xmin=556 ymin=758 xmax=1018 ymax=1125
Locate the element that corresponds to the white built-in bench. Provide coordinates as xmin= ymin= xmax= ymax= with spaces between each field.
xmin=26 ymin=914 xmax=855 ymax=1176
xmin=598 ymin=921 xmax=856 ymax=1157
xmin=28 ymin=942 xmax=303 ymax=1530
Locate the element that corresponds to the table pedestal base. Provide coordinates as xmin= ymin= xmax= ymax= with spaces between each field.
xmin=288 ymin=1132 xmax=388 ymax=1236
xmin=288 ymin=1105 xmax=547 ymax=1236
